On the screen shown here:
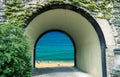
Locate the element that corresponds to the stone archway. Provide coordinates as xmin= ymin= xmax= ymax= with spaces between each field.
xmin=24 ymin=3 xmax=115 ymax=77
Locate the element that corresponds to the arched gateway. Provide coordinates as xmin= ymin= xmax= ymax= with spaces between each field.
xmin=24 ymin=3 xmax=115 ymax=77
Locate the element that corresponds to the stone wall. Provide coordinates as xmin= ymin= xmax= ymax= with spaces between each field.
xmin=109 ymin=1 xmax=120 ymax=76
xmin=0 ymin=0 xmax=6 ymax=23
xmin=110 ymin=1 xmax=120 ymax=48
xmin=0 ymin=0 xmax=120 ymax=77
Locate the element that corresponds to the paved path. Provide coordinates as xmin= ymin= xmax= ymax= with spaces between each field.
xmin=33 ymin=67 xmax=93 ymax=77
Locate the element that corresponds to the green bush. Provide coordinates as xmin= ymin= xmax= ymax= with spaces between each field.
xmin=0 ymin=23 xmax=32 ymax=77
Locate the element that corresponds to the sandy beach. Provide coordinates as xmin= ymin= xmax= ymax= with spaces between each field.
xmin=35 ymin=62 xmax=74 ymax=68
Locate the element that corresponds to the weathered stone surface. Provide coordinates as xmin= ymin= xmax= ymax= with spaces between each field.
xmin=0 ymin=1 xmax=6 ymax=22
xmin=0 ymin=0 xmax=120 ymax=77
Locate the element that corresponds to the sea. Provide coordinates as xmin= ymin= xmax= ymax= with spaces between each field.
xmin=35 ymin=31 xmax=74 ymax=62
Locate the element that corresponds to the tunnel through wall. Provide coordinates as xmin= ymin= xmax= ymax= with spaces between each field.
xmin=34 ymin=30 xmax=75 ymax=68
xmin=24 ymin=4 xmax=107 ymax=77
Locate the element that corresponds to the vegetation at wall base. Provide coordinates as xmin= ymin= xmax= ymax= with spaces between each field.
xmin=1 ymin=0 xmax=120 ymax=76
xmin=0 ymin=0 xmax=32 ymax=76
xmin=0 ymin=22 xmax=32 ymax=77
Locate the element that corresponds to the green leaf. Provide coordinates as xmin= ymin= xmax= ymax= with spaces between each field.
xmin=4 ymin=53 xmax=11 ymax=63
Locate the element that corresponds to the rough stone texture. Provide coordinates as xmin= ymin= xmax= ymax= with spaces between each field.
xmin=106 ymin=47 xmax=115 ymax=77
xmin=109 ymin=1 xmax=120 ymax=76
xmin=0 ymin=0 xmax=120 ymax=77
xmin=110 ymin=1 xmax=120 ymax=48
xmin=0 ymin=0 xmax=6 ymax=23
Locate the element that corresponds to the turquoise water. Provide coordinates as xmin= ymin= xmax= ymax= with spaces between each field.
xmin=35 ymin=31 xmax=74 ymax=62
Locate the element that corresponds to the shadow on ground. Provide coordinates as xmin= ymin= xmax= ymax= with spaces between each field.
xmin=33 ymin=67 xmax=77 ymax=75
xmin=33 ymin=66 xmax=93 ymax=77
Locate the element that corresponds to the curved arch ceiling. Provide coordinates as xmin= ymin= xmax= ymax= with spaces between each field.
xmin=25 ymin=4 xmax=106 ymax=77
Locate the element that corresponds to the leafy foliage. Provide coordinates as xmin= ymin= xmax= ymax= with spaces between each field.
xmin=0 ymin=23 xmax=32 ymax=77
xmin=48 ymin=0 xmax=118 ymax=19
xmin=1 ymin=0 xmax=120 ymax=76
xmin=4 ymin=0 xmax=120 ymax=23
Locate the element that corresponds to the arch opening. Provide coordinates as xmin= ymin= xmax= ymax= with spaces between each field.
xmin=35 ymin=30 xmax=75 ymax=68
xmin=25 ymin=4 xmax=107 ymax=77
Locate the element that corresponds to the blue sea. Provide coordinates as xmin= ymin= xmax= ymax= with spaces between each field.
xmin=35 ymin=31 xmax=74 ymax=62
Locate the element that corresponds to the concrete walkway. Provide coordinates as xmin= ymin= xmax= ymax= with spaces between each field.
xmin=33 ymin=67 xmax=93 ymax=77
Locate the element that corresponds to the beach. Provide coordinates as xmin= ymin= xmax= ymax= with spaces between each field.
xmin=35 ymin=62 xmax=74 ymax=68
